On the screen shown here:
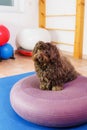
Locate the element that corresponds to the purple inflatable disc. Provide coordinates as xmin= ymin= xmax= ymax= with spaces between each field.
xmin=10 ymin=75 xmax=87 ymax=127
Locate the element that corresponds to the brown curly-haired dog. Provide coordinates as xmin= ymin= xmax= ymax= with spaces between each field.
xmin=32 ymin=41 xmax=78 ymax=91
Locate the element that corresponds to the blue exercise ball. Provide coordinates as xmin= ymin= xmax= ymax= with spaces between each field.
xmin=0 ymin=43 xmax=14 ymax=59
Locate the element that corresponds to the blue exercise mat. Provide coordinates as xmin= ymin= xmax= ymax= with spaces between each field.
xmin=0 ymin=71 xmax=87 ymax=130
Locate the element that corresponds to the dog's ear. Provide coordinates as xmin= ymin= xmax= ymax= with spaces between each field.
xmin=50 ymin=44 xmax=60 ymax=61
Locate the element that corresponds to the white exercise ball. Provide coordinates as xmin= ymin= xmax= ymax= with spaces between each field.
xmin=16 ymin=28 xmax=51 ymax=50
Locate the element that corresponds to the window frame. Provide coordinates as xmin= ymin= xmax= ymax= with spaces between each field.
xmin=0 ymin=0 xmax=24 ymax=13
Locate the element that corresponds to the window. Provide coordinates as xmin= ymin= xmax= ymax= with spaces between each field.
xmin=0 ymin=0 xmax=13 ymax=6
xmin=0 ymin=0 xmax=24 ymax=12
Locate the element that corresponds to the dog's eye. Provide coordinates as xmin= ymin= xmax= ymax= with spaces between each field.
xmin=45 ymin=51 xmax=50 ymax=57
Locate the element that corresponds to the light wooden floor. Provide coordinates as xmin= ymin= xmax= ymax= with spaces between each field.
xmin=0 ymin=54 xmax=34 ymax=78
xmin=0 ymin=53 xmax=87 ymax=78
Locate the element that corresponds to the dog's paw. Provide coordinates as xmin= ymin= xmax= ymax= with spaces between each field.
xmin=52 ymin=86 xmax=63 ymax=91
xmin=40 ymin=85 xmax=46 ymax=90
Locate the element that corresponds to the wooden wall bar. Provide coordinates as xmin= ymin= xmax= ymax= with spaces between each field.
xmin=39 ymin=0 xmax=46 ymax=28
xmin=39 ymin=0 xmax=85 ymax=59
xmin=74 ymin=0 xmax=85 ymax=59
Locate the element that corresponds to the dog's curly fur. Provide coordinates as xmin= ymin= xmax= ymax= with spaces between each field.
xmin=32 ymin=41 xmax=78 ymax=91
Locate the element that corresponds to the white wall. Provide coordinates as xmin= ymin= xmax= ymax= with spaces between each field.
xmin=0 ymin=0 xmax=39 ymax=50
xmin=46 ymin=0 xmax=76 ymax=53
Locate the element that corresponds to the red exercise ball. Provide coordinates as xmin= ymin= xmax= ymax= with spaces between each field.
xmin=0 ymin=25 xmax=10 ymax=46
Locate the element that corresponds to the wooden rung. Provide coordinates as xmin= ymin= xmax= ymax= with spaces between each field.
xmin=46 ymin=14 xmax=76 ymax=17
xmin=52 ymin=41 xmax=74 ymax=46
xmin=45 ymin=28 xmax=75 ymax=32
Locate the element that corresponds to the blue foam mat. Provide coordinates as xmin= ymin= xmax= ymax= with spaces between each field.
xmin=0 ymin=71 xmax=87 ymax=130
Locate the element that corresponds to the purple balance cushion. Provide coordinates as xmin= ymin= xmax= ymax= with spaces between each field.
xmin=10 ymin=75 xmax=87 ymax=127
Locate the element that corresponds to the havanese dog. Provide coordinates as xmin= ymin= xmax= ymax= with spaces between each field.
xmin=32 ymin=41 xmax=78 ymax=91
